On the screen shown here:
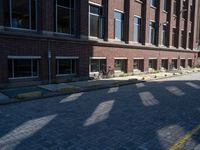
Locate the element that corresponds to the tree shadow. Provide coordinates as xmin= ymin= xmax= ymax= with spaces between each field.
xmin=1 ymin=79 xmax=200 ymax=149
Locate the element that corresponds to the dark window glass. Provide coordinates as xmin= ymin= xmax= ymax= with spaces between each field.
xmin=133 ymin=59 xmax=144 ymax=71
xmin=8 ymin=0 xmax=37 ymax=30
xmin=114 ymin=11 xmax=123 ymax=40
xmin=173 ymin=0 xmax=177 ymax=15
xmin=8 ymin=59 xmax=13 ymax=78
xmin=171 ymin=59 xmax=178 ymax=69
xmin=149 ymin=21 xmax=156 ymax=45
xmin=161 ymin=59 xmax=168 ymax=70
xmin=172 ymin=28 xmax=176 ymax=47
xmin=133 ymin=16 xmax=141 ymax=43
xmin=151 ymin=0 xmax=157 ymax=7
xmin=90 ymin=59 xmax=106 ymax=72
xmin=89 ymin=5 xmax=104 ymax=38
xmin=162 ymin=25 xmax=167 ymax=46
xmin=180 ymin=59 xmax=185 ymax=68
xmin=149 ymin=59 xmax=157 ymax=70
xmin=181 ymin=30 xmax=185 ymax=48
xmin=8 ymin=59 xmax=39 ymax=78
xmin=189 ymin=32 xmax=192 ymax=49
xmin=163 ymin=0 xmax=167 ymax=12
xmin=188 ymin=59 xmax=193 ymax=68
xmin=56 ymin=59 xmax=77 ymax=75
xmin=114 ymin=59 xmax=126 ymax=72
xmin=56 ymin=0 xmax=75 ymax=34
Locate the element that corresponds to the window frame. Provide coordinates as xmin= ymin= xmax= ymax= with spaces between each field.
xmin=7 ymin=0 xmax=38 ymax=31
xmin=88 ymin=2 xmax=104 ymax=39
xmin=114 ymin=10 xmax=124 ymax=41
xmin=56 ymin=57 xmax=78 ymax=76
xmin=8 ymin=57 xmax=40 ymax=79
xmin=149 ymin=21 xmax=156 ymax=45
xmin=55 ymin=0 xmax=76 ymax=35
xmin=133 ymin=16 xmax=142 ymax=43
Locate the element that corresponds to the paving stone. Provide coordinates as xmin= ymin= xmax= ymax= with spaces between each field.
xmin=0 ymin=73 xmax=200 ymax=149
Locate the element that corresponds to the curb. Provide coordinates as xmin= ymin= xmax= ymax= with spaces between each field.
xmin=0 ymin=80 xmax=144 ymax=106
xmin=0 ymin=71 xmax=200 ymax=106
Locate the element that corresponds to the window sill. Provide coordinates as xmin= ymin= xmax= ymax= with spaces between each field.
xmin=56 ymin=74 xmax=76 ymax=77
xmin=135 ymin=0 xmax=143 ymax=4
xmin=9 ymin=76 xmax=39 ymax=80
xmin=4 ymin=27 xmax=37 ymax=33
xmin=162 ymin=10 xmax=168 ymax=14
xmin=150 ymin=5 xmax=157 ymax=9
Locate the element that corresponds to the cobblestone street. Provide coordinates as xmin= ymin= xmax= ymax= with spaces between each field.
xmin=1 ymin=73 xmax=200 ymax=150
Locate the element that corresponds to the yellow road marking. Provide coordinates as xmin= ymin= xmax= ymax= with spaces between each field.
xmin=169 ymin=124 xmax=200 ymax=150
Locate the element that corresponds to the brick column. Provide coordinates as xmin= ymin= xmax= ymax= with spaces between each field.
xmin=168 ymin=0 xmax=174 ymax=47
xmin=143 ymin=0 xmax=150 ymax=45
xmin=191 ymin=0 xmax=198 ymax=50
xmin=105 ymin=0 xmax=114 ymax=41
xmin=157 ymin=0 xmax=163 ymax=46
xmin=41 ymin=0 xmax=55 ymax=34
xmin=124 ymin=0 xmax=131 ymax=43
xmin=177 ymin=0 xmax=183 ymax=48
xmin=79 ymin=0 xmax=89 ymax=39
xmin=184 ymin=0 xmax=191 ymax=49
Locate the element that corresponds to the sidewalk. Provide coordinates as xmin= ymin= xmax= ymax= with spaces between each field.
xmin=0 ymin=68 xmax=199 ymax=105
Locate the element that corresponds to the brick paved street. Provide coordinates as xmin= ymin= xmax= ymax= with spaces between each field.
xmin=1 ymin=73 xmax=200 ymax=150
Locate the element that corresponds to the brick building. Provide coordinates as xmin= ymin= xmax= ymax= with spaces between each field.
xmin=0 ymin=0 xmax=199 ymax=86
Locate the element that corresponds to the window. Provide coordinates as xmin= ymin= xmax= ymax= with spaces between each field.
xmin=114 ymin=59 xmax=126 ymax=72
xmin=163 ymin=0 xmax=167 ymax=12
xmin=172 ymin=28 xmax=177 ymax=47
xmin=190 ymin=5 xmax=193 ymax=22
xmin=56 ymin=0 xmax=75 ymax=34
xmin=151 ymin=0 xmax=157 ymax=7
xmin=8 ymin=59 xmax=39 ymax=79
xmin=180 ymin=59 xmax=185 ymax=68
xmin=149 ymin=59 xmax=157 ymax=70
xmin=182 ymin=0 xmax=187 ymax=19
xmin=171 ymin=59 xmax=178 ymax=69
xmin=89 ymin=4 xmax=104 ymax=38
xmin=56 ymin=59 xmax=77 ymax=75
xmin=6 ymin=0 xmax=37 ymax=30
xmin=189 ymin=32 xmax=192 ymax=49
xmin=162 ymin=25 xmax=167 ymax=46
xmin=133 ymin=59 xmax=144 ymax=71
xmin=90 ymin=59 xmax=106 ymax=73
xmin=114 ymin=11 xmax=123 ymax=40
xmin=181 ymin=30 xmax=185 ymax=48
xmin=173 ymin=0 xmax=177 ymax=15
xmin=149 ymin=21 xmax=156 ymax=45
xmin=161 ymin=59 xmax=168 ymax=70
xmin=188 ymin=59 xmax=193 ymax=68
xmin=133 ymin=16 xmax=141 ymax=43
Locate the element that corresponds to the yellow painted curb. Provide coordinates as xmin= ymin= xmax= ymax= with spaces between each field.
xmin=169 ymin=124 xmax=200 ymax=150
xmin=17 ymin=91 xmax=42 ymax=99
xmin=59 ymin=88 xmax=77 ymax=94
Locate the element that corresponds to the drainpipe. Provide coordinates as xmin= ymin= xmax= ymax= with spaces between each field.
xmin=48 ymin=41 xmax=52 ymax=84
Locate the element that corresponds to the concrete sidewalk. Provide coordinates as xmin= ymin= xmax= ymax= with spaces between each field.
xmin=0 ymin=68 xmax=199 ymax=105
